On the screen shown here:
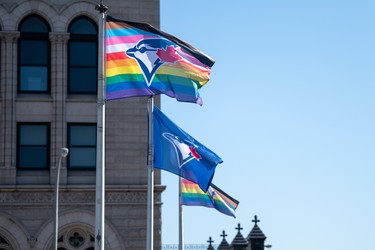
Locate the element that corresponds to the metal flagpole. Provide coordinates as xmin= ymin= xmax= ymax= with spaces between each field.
xmin=147 ymin=96 xmax=155 ymax=250
xmin=178 ymin=176 xmax=184 ymax=250
xmin=94 ymin=1 xmax=107 ymax=250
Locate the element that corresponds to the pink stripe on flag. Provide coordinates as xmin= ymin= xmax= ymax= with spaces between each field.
xmin=176 ymin=47 xmax=212 ymax=68
xmin=106 ymin=35 xmax=159 ymax=45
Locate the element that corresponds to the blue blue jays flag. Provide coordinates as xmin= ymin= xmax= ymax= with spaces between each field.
xmin=153 ymin=106 xmax=223 ymax=192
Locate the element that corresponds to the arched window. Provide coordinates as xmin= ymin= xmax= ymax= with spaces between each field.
xmin=68 ymin=17 xmax=98 ymax=94
xmin=18 ymin=15 xmax=50 ymax=93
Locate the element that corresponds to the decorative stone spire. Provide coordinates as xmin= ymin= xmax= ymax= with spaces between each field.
xmin=207 ymin=236 xmax=215 ymax=250
xmin=247 ymin=215 xmax=267 ymax=250
xmin=217 ymin=230 xmax=230 ymax=250
xmin=230 ymin=223 xmax=248 ymax=250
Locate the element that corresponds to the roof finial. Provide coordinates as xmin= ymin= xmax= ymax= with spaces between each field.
xmin=252 ymin=215 xmax=260 ymax=226
xmin=220 ymin=230 xmax=228 ymax=240
xmin=207 ymin=236 xmax=214 ymax=246
xmin=235 ymin=223 xmax=243 ymax=234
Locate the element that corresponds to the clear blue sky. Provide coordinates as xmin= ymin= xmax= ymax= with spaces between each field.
xmin=159 ymin=1 xmax=375 ymax=249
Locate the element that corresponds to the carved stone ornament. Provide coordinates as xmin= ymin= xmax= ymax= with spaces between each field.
xmin=0 ymin=31 xmax=20 ymax=43
xmin=0 ymin=189 xmax=161 ymax=204
xmin=27 ymin=237 xmax=37 ymax=248
xmin=49 ymin=32 xmax=70 ymax=44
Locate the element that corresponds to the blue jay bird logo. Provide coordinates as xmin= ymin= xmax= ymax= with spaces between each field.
xmin=126 ymin=38 xmax=181 ymax=86
xmin=162 ymin=132 xmax=202 ymax=168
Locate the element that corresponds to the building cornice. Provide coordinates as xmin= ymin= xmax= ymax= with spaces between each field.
xmin=0 ymin=185 xmax=166 ymax=205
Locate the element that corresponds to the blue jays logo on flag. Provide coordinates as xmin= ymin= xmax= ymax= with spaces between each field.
xmin=106 ymin=15 xmax=215 ymax=104
xmin=126 ymin=38 xmax=179 ymax=86
xmin=153 ymin=106 xmax=223 ymax=192
xmin=162 ymin=132 xmax=202 ymax=168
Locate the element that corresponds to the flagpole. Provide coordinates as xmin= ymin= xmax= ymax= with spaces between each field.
xmin=95 ymin=1 xmax=107 ymax=250
xmin=147 ymin=96 xmax=154 ymax=250
xmin=178 ymin=176 xmax=184 ymax=250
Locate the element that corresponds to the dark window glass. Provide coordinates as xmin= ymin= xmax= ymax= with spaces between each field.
xmin=69 ymin=68 xmax=97 ymax=93
xmin=68 ymin=124 xmax=96 ymax=169
xmin=70 ymin=18 xmax=97 ymax=35
xmin=17 ymin=124 xmax=49 ymax=169
xmin=69 ymin=42 xmax=97 ymax=66
xmin=18 ymin=15 xmax=50 ymax=93
xmin=20 ymin=66 xmax=48 ymax=91
xmin=20 ymin=40 xmax=48 ymax=64
xmin=19 ymin=16 xmax=49 ymax=33
xmin=68 ymin=17 xmax=98 ymax=94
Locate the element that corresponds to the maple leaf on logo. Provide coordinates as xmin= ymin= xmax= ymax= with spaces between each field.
xmin=189 ymin=146 xmax=202 ymax=160
xmin=156 ymin=45 xmax=182 ymax=63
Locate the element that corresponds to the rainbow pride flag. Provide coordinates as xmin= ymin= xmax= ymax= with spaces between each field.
xmin=181 ymin=178 xmax=239 ymax=217
xmin=105 ymin=15 xmax=215 ymax=104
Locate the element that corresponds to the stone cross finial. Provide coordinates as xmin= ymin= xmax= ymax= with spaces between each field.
xmin=220 ymin=230 xmax=228 ymax=240
xmin=235 ymin=223 xmax=243 ymax=233
xmin=252 ymin=215 xmax=260 ymax=225
xmin=207 ymin=236 xmax=214 ymax=246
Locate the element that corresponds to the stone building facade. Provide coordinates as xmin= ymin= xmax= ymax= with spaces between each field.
xmin=0 ymin=0 xmax=162 ymax=249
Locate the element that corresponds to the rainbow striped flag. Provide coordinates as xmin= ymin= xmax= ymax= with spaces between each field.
xmin=181 ymin=178 xmax=239 ymax=217
xmin=105 ymin=15 xmax=215 ymax=104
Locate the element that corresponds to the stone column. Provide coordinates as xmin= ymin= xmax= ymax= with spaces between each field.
xmin=0 ymin=31 xmax=20 ymax=184
xmin=49 ymin=32 xmax=70 ymax=185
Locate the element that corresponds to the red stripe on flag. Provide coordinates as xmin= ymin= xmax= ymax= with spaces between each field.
xmin=107 ymin=51 xmax=127 ymax=61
